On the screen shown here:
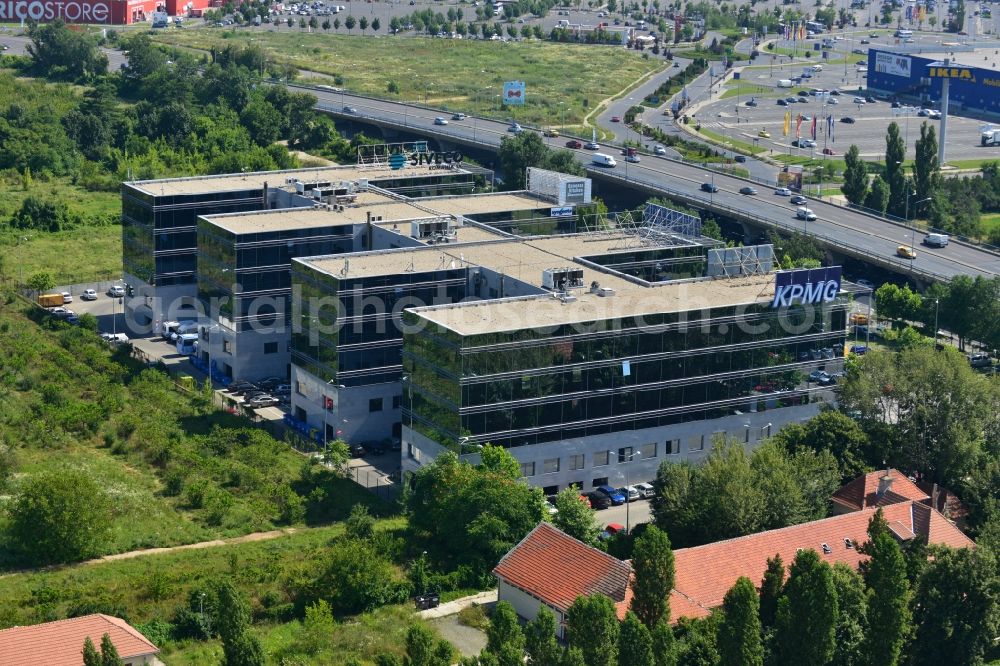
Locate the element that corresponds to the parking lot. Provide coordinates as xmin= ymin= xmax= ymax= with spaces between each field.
xmin=694 ymin=34 xmax=1000 ymax=162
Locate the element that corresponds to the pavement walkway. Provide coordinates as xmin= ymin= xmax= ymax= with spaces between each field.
xmin=417 ymin=590 xmax=498 ymax=620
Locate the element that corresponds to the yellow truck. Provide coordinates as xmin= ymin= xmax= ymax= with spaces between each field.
xmin=38 ymin=293 xmax=64 ymax=307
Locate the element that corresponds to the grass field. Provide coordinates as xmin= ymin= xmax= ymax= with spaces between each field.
xmin=151 ymin=30 xmax=663 ymax=127
xmin=0 ymin=225 xmax=123 ymax=285
xmin=720 ymin=81 xmax=782 ymax=99
xmin=694 ymin=126 xmax=766 ymax=155
xmin=982 ymin=213 xmax=1000 ymax=236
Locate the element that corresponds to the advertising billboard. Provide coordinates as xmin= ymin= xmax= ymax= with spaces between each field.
xmin=0 ymin=0 xmax=114 ymax=22
xmin=771 ymin=266 xmax=842 ymax=308
xmin=874 ymin=51 xmax=912 ymax=78
xmin=502 ymin=81 xmax=526 ymax=106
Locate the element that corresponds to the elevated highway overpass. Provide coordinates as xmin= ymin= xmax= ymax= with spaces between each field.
xmin=298 ymin=85 xmax=1000 ymax=284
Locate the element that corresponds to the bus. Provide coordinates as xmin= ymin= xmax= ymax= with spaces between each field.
xmin=895 ymin=28 xmax=913 ymax=37
xmin=805 ymin=20 xmax=826 ymax=33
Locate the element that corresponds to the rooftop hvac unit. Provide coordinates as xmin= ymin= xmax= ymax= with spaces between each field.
xmin=410 ymin=219 xmax=453 ymax=239
xmin=542 ymin=268 xmax=585 ymax=291
xmin=357 ymin=178 xmax=369 ymax=190
xmin=588 ymin=281 xmax=615 ymax=297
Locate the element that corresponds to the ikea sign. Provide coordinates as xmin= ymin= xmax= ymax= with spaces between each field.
xmin=927 ymin=66 xmax=976 ymax=82
xmin=771 ymin=267 xmax=842 ymax=308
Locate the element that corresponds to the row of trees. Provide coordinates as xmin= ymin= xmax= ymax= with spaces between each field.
xmin=841 ymin=120 xmax=999 ymax=241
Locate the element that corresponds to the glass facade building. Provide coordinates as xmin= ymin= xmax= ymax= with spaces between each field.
xmin=402 ymin=298 xmax=849 ymax=452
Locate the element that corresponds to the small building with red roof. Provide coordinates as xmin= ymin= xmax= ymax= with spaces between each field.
xmin=0 ymin=614 xmax=162 ymax=666
xmin=493 ymin=522 xmax=632 ymax=637
xmin=830 ymin=468 xmax=930 ymax=515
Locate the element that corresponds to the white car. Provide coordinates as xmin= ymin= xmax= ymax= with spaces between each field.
xmin=853 ymin=96 xmax=866 ymax=104
xmin=653 ymin=145 xmax=667 ymax=156
xmin=61 ymin=291 xmax=73 ymax=304
xmin=928 ymin=110 xmax=941 ymax=119
xmin=625 ymin=154 xmax=641 ymax=163
xmin=433 ymin=116 xmax=448 ymax=125
xmin=508 ymin=122 xmax=522 ymax=133
xmin=635 ymin=482 xmax=655 ymax=498
xmin=796 ymin=207 xmax=817 ymax=221
xmin=827 ymin=97 xmax=839 ymax=105
xmin=774 ymin=187 xmax=792 ymax=196
xmin=107 ymin=285 xmax=126 ymax=298
xmin=81 ymin=289 xmax=98 ymax=301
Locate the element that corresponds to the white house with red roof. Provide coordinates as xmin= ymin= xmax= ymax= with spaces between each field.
xmin=495 ymin=501 xmax=974 ymax=628
xmin=493 ymin=522 xmax=632 ymax=638
xmin=0 ymin=614 xmax=162 ymax=666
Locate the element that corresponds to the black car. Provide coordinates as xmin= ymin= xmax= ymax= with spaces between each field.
xmin=745 ymin=98 xmax=758 ymax=107
xmin=865 ymin=96 xmax=876 ymax=103
xmin=734 ymin=155 xmax=747 ymax=163
xmin=739 ymin=186 xmax=757 ymax=195
xmin=349 ymin=444 xmax=367 ymax=458
xmin=777 ymin=98 xmax=788 ymax=106
xmin=840 ymin=116 xmax=856 ymax=124
xmin=700 ymin=182 xmax=718 ymax=193
xmin=587 ymin=491 xmax=612 ymax=510
xmin=790 ymin=195 xmax=807 ymax=205
xmin=829 ymin=89 xmax=841 ymax=96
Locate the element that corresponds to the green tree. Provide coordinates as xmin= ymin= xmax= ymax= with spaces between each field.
xmin=485 ymin=601 xmax=525 ymax=666
xmin=552 ymin=486 xmax=600 ymax=545
xmin=345 ymin=503 xmax=376 ymax=540
xmin=861 ymin=530 xmax=910 ymax=666
xmin=83 ymin=637 xmax=102 ymax=666
xmin=27 ymin=19 xmax=107 ymax=81
xmin=498 ymin=132 xmax=549 ymax=190
xmin=406 ymin=449 xmax=543 ymax=579
xmin=758 ymin=554 xmax=784 ymax=630
xmin=884 ymin=122 xmax=908 ymax=217
xmin=405 ymin=625 xmax=452 ymax=666
xmin=912 ymin=122 xmax=940 ymax=207
xmin=874 ymin=283 xmax=923 ymax=325
xmin=618 ymin=612 xmax=655 ymax=666
xmin=360 ymin=16 xmax=369 ymax=32
xmin=566 ymin=594 xmax=620 ymax=666
xmin=830 ymin=563 xmax=867 ymax=666
xmin=773 ymin=409 xmax=870 ymax=480
xmin=561 ymin=647 xmax=587 ymax=666
xmin=345 ymin=14 xmax=356 ymax=31
xmin=864 ymin=174 xmax=890 ymax=215
xmin=910 ymin=547 xmax=999 ymax=666
xmin=26 ymin=272 xmax=55 ymax=294
xmin=297 ymin=599 xmax=335 ymax=655
xmin=215 ymin=579 xmax=265 ymax=666
xmin=524 ymin=607 xmax=561 ymax=666
xmin=305 ymin=538 xmax=404 ymax=614
xmin=630 ymin=525 xmax=675 ymax=628
xmin=841 ymin=144 xmax=869 ymax=205
xmin=773 ymin=549 xmax=838 ymax=666
xmin=99 ymin=633 xmax=124 ymax=666
xmin=9 ymin=470 xmax=112 ymax=565
xmin=372 ymin=17 xmax=381 ymax=32
xmin=718 ymin=577 xmax=763 ymax=666
xmin=651 ymin=621 xmax=678 ymax=666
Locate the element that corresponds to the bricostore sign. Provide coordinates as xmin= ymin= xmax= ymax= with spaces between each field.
xmin=0 ymin=0 xmax=110 ymax=22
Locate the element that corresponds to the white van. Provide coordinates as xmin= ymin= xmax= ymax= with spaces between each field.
xmin=777 ymin=79 xmax=793 ymax=88
xmin=592 ymin=153 xmax=617 ymax=167
xmin=176 ymin=333 xmax=199 ymax=355
xmin=557 ymin=18 xmax=569 ymax=26
xmin=923 ymin=232 xmax=950 ymax=247
xmin=811 ymin=64 xmax=824 ymax=72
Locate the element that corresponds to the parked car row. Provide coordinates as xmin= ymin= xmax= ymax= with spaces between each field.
xmin=224 ymin=377 xmax=290 ymax=410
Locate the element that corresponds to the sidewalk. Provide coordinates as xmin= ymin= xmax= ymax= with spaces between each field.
xmin=418 ymin=590 xmax=498 ymax=620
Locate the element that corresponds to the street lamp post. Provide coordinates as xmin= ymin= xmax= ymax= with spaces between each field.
xmin=620 ymin=450 xmax=641 ymax=534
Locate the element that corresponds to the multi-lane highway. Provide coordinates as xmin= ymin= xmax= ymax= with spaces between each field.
xmin=300 ymin=85 xmax=1000 ymax=282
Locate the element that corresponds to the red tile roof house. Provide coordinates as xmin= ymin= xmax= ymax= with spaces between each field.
xmin=493 ymin=522 xmax=633 ymax=638
xmin=495 ymin=502 xmax=974 ymax=629
xmin=0 ymin=614 xmax=163 ymax=666
xmin=830 ymin=468 xmax=931 ymax=515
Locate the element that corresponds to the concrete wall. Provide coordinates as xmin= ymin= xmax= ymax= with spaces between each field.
xmin=290 ymin=366 xmax=400 ymax=443
xmin=123 ymin=274 xmax=199 ymax=335
xmin=201 ymin=324 xmax=290 ymax=382
xmin=404 ymin=401 xmax=826 ymax=491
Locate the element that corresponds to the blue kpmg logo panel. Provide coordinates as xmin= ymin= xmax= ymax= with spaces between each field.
xmin=771 ymin=266 xmax=842 ymax=308
xmin=503 ymin=81 xmax=526 ymax=106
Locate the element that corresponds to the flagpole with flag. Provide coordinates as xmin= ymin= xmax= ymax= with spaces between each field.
xmin=811 ymin=116 xmax=817 ymax=140
xmin=783 ymin=111 xmax=790 ymax=136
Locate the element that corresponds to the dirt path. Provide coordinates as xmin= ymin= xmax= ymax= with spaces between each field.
xmin=0 ymin=528 xmax=298 ymax=579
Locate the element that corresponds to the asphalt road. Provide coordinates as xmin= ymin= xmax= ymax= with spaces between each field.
xmin=306 ymin=86 xmax=1000 ymax=281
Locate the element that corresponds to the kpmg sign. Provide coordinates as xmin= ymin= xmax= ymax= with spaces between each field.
xmin=771 ymin=266 xmax=842 ymax=308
